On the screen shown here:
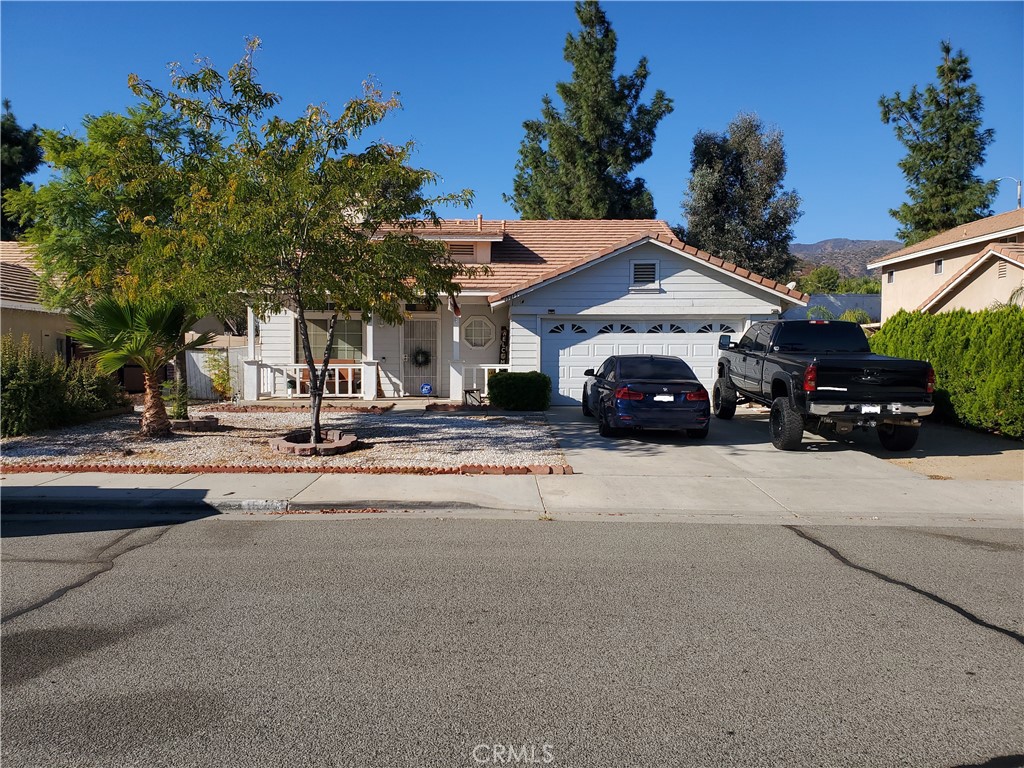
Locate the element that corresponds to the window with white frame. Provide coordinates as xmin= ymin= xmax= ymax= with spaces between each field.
xmin=886 ymin=271 xmax=895 ymax=284
xmin=462 ymin=316 xmax=495 ymax=349
xmin=298 ymin=318 xmax=362 ymax=362
xmin=934 ymin=259 xmax=943 ymax=275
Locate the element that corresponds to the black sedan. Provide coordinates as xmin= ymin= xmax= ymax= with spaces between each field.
xmin=582 ymin=355 xmax=711 ymax=439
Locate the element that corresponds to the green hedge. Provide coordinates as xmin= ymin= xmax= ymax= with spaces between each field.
xmin=1 ymin=334 xmax=128 ymax=437
xmin=869 ymin=307 xmax=1024 ymax=438
xmin=487 ymin=371 xmax=552 ymax=411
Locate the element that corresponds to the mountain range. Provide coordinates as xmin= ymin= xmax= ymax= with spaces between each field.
xmin=790 ymin=238 xmax=902 ymax=277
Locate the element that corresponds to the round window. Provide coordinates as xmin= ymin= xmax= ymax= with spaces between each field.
xmin=463 ymin=317 xmax=495 ymax=349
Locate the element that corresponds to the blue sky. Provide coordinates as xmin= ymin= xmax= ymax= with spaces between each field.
xmin=2 ymin=1 xmax=1022 ymax=243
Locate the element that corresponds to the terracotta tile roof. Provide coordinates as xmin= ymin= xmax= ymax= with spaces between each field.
xmin=379 ymin=219 xmax=506 ymax=239
xmin=0 ymin=241 xmax=44 ymax=306
xmin=918 ymin=241 xmax=1024 ymax=311
xmin=483 ymin=226 xmax=809 ymax=305
xmin=868 ymin=209 xmax=1024 ymax=267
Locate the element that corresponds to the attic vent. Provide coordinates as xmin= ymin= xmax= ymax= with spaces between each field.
xmin=631 ymin=261 xmax=658 ymax=286
xmin=448 ymin=244 xmax=475 ymax=261
xmin=998 ymin=261 xmax=1008 ymax=279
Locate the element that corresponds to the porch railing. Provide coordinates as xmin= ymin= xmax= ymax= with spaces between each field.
xmin=461 ymin=364 xmax=511 ymax=397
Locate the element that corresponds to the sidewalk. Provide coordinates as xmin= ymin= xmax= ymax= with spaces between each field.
xmin=2 ymin=406 xmax=1021 ymax=528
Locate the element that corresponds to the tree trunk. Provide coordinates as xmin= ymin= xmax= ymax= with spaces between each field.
xmin=140 ymin=370 xmax=172 ymax=438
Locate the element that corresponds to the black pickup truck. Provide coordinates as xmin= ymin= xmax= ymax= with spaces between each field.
xmin=713 ymin=320 xmax=935 ymax=451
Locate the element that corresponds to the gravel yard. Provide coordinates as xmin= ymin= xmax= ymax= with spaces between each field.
xmin=0 ymin=408 xmax=566 ymax=470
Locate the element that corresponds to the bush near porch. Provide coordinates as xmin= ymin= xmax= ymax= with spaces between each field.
xmin=487 ymin=371 xmax=552 ymax=411
xmin=869 ymin=307 xmax=1024 ymax=438
xmin=0 ymin=335 xmax=128 ymax=437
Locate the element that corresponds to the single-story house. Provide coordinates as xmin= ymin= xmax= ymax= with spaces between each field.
xmin=241 ymin=219 xmax=808 ymax=404
xmin=867 ymin=209 xmax=1024 ymax=321
xmin=0 ymin=241 xmax=74 ymax=360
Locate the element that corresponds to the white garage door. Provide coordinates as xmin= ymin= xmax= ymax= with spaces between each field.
xmin=540 ymin=319 xmax=741 ymax=405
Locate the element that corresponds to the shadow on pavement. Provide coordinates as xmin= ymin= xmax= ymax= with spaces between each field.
xmin=0 ymin=486 xmax=220 ymax=538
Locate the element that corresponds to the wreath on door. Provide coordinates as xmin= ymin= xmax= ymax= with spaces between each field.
xmin=412 ymin=347 xmax=432 ymax=368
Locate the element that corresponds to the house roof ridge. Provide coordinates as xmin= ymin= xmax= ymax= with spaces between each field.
xmin=868 ymin=209 xmax=1024 ymax=267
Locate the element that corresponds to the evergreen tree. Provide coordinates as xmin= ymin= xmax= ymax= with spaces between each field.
xmin=506 ymin=1 xmax=673 ymax=219
xmin=879 ymin=41 xmax=997 ymax=245
xmin=1 ymin=100 xmax=44 ymax=239
xmin=680 ymin=113 xmax=802 ymax=281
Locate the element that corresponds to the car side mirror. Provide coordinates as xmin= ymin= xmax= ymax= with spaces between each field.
xmin=583 ymin=368 xmax=595 ymax=377
xmin=718 ymin=334 xmax=733 ymax=350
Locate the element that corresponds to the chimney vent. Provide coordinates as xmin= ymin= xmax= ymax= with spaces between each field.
xmin=477 ymin=213 xmax=483 ymax=231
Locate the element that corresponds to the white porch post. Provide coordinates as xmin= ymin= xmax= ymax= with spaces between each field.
xmin=362 ymin=315 xmax=377 ymax=401
xmin=244 ymin=307 xmax=259 ymax=400
xmin=246 ymin=306 xmax=256 ymax=360
xmin=450 ymin=313 xmax=463 ymax=401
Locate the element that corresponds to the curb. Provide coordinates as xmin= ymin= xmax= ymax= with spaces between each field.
xmin=1 ymin=463 xmax=573 ymax=476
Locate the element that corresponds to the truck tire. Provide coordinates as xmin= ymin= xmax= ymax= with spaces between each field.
xmin=876 ymin=423 xmax=919 ymax=451
xmin=712 ymin=378 xmax=737 ymax=420
xmin=769 ymin=397 xmax=804 ymax=451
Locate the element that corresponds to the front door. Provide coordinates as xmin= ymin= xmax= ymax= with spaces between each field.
xmin=402 ymin=318 xmax=438 ymax=396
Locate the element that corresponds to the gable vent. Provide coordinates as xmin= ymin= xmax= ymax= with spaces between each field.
xmin=998 ymin=261 xmax=1008 ymax=279
xmin=448 ymin=243 xmax=475 ymax=261
xmin=632 ymin=261 xmax=658 ymax=285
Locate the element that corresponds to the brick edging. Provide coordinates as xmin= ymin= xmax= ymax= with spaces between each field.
xmin=1 ymin=463 xmax=573 ymax=476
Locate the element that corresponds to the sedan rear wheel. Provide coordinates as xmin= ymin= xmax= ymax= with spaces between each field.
xmin=598 ymin=406 xmax=619 ymax=438
xmin=686 ymin=425 xmax=710 ymax=440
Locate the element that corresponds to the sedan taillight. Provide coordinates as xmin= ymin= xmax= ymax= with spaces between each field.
xmin=614 ymin=386 xmax=644 ymax=401
xmin=686 ymin=388 xmax=709 ymax=401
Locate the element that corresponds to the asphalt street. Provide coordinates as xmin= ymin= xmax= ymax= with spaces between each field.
xmin=2 ymin=517 xmax=1022 ymax=768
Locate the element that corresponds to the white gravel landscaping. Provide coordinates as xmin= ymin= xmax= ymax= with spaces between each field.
xmin=0 ymin=408 xmax=566 ymax=469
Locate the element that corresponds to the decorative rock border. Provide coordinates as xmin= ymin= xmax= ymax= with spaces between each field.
xmin=268 ymin=430 xmax=358 ymax=457
xmin=203 ymin=404 xmax=394 ymax=414
xmin=1 ymin=462 xmax=572 ymax=476
xmin=169 ymin=416 xmax=220 ymax=432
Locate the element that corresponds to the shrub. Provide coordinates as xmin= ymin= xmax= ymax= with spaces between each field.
xmin=206 ymin=350 xmax=233 ymax=400
xmin=487 ymin=371 xmax=552 ymax=411
xmin=1 ymin=334 xmax=127 ymax=437
xmin=869 ymin=307 xmax=1024 ymax=438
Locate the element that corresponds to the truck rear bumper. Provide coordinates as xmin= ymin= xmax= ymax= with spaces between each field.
xmin=808 ymin=402 xmax=934 ymax=417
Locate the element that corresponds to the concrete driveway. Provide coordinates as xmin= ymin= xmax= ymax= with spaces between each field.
xmin=541 ymin=406 xmax=1023 ymax=526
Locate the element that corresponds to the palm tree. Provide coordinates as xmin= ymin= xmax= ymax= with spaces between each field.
xmin=69 ymin=297 xmax=215 ymax=437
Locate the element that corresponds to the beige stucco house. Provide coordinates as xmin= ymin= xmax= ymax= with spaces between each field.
xmin=867 ymin=209 xmax=1024 ymax=321
xmin=0 ymin=241 xmax=74 ymax=360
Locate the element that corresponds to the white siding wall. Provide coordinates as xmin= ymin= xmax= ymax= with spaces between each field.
xmin=458 ymin=304 xmax=510 ymax=367
xmin=509 ymin=314 xmax=540 ymax=372
xmin=513 ymin=241 xmax=781 ymax=317
xmin=258 ymin=310 xmax=295 ymax=365
xmin=374 ymin=323 xmax=403 ymax=398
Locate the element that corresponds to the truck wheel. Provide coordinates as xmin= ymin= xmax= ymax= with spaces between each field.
xmin=876 ymin=423 xmax=919 ymax=451
xmin=581 ymin=386 xmax=593 ymax=417
xmin=712 ymin=378 xmax=737 ymax=420
xmin=769 ymin=397 xmax=804 ymax=451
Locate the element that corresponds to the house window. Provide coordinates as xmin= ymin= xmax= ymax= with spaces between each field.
xmin=934 ymin=259 xmax=943 ymax=275
xmin=571 ymin=323 xmax=586 ymax=334
xmin=462 ymin=317 xmax=494 ymax=349
xmin=886 ymin=271 xmax=895 ymax=284
xmin=298 ymin=318 xmax=362 ymax=362
xmin=597 ymin=324 xmax=614 ymax=334
xmin=549 ymin=323 xmax=565 ymax=334
xmin=698 ymin=322 xmax=737 ymax=334
xmin=630 ymin=260 xmax=659 ymax=290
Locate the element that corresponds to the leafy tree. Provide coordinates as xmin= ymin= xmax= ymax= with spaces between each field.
xmin=68 ymin=297 xmax=213 ymax=437
xmin=680 ymin=113 xmax=802 ymax=281
xmin=838 ymin=308 xmax=872 ymax=325
xmin=798 ymin=265 xmax=841 ymax=294
xmin=505 ymin=1 xmax=673 ymax=219
xmin=133 ymin=39 xmax=475 ymax=446
xmin=1 ymin=99 xmax=44 ymax=239
xmin=838 ymin=275 xmax=882 ymax=294
xmin=879 ymin=41 xmax=997 ymax=245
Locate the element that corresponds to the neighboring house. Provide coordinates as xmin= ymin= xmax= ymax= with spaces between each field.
xmin=782 ymin=293 xmax=881 ymax=322
xmin=0 ymin=241 xmax=74 ymax=360
xmin=867 ymin=209 xmax=1024 ymax=321
xmin=242 ymin=219 xmax=808 ymax=404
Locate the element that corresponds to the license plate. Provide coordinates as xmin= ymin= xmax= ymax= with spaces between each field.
xmin=861 ymin=404 xmax=881 ymax=414
xmin=653 ymin=394 xmax=674 ymax=402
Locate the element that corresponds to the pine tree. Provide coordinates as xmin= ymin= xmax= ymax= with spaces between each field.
xmin=505 ymin=1 xmax=673 ymax=219
xmin=1 ymin=100 xmax=44 ymax=240
xmin=680 ymin=113 xmax=802 ymax=281
xmin=879 ymin=41 xmax=997 ymax=245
